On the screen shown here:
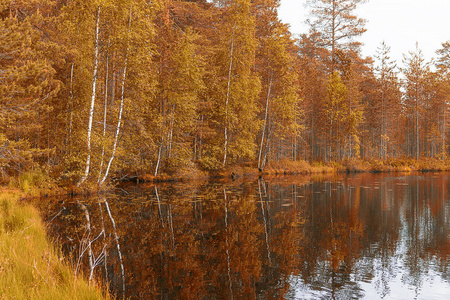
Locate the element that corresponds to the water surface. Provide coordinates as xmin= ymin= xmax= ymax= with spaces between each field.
xmin=37 ymin=173 xmax=450 ymax=299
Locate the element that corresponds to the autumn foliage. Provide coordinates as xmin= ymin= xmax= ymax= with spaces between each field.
xmin=2 ymin=0 xmax=450 ymax=186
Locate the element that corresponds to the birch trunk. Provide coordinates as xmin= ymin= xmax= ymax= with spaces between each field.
xmin=223 ymin=30 xmax=235 ymax=167
xmin=154 ymin=141 xmax=163 ymax=177
xmin=68 ymin=63 xmax=74 ymax=152
xmin=78 ymin=6 xmax=101 ymax=186
xmin=99 ymin=11 xmax=131 ymax=187
xmin=167 ymin=104 xmax=175 ymax=158
xmin=258 ymin=73 xmax=272 ymax=170
xmin=98 ymin=56 xmax=109 ymax=182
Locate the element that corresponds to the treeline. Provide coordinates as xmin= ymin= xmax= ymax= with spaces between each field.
xmin=1 ymin=0 xmax=450 ymax=185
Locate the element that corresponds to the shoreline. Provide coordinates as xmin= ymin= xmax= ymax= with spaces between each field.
xmin=0 ymin=189 xmax=109 ymax=299
xmin=134 ymin=157 xmax=450 ymax=183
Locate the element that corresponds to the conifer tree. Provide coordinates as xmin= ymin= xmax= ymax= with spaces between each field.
xmin=306 ymin=0 xmax=367 ymax=68
xmin=0 ymin=1 xmax=60 ymax=178
xmin=403 ymin=44 xmax=430 ymax=159
xmin=372 ymin=42 xmax=402 ymax=159
xmin=436 ymin=41 xmax=450 ymax=157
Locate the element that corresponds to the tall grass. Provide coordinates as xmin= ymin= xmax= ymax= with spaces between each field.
xmin=0 ymin=191 xmax=108 ymax=300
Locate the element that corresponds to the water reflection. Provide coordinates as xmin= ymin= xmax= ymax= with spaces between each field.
xmin=36 ymin=173 xmax=450 ymax=299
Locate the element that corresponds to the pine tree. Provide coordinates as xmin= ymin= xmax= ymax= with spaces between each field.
xmin=402 ymin=43 xmax=430 ymax=159
xmin=306 ymin=0 xmax=367 ymax=68
xmin=0 ymin=1 xmax=60 ymax=179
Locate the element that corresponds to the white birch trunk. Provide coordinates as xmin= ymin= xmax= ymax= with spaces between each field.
xmin=154 ymin=142 xmax=163 ymax=177
xmin=98 ymin=55 xmax=109 ymax=182
xmin=258 ymin=73 xmax=272 ymax=170
xmin=261 ymin=122 xmax=272 ymax=170
xmin=223 ymin=31 xmax=235 ymax=167
xmin=99 ymin=11 xmax=131 ymax=187
xmin=68 ymin=63 xmax=74 ymax=151
xmin=78 ymin=6 xmax=101 ymax=186
xmin=167 ymin=104 xmax=175 ymax=158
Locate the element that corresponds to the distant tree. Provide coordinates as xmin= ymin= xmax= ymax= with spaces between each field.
xmin=298 ymin=33 xmax=329 ymax=161
xmin=436 ymin=41 xmax=450 ymax=157
xmin=402 ymin=43 xmax=431 ymax=159
xmin=306 ymin=0 xmax=367 ymax=68
xmin=373 ymin=42 xmax=402 ymax=159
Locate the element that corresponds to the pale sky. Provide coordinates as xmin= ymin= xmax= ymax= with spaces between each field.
xmin=278 ymin=0 xmax=450 ymax=67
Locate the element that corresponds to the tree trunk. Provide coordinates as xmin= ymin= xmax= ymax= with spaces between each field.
xmin=78 ymin=6 xmax=101 ymax=186
xmin=68 ymin=63 xmax=74 ymax=153
xmin=154 ymin=141 xmax=163 ymax=177
xmin=258 ymin=73 xmax=272 ymax=170
xmin=98 ymin=55 xmax=109 ymax=182
xmin=99 ymin=11 xmax=131 ymax=187
xmin=223 ymin=30 xmax=235 ymax=167
xmin=167 ymin=104 xmax=175 ymax=158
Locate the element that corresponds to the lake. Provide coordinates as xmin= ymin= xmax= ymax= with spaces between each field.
xmin=36 ymin=173 xmax=450 ymax=299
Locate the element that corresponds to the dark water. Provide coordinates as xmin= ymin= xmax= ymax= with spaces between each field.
xmin=36 ymin=173 xmax=450 ymax=299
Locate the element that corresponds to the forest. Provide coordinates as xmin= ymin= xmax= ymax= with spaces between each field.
xmin=2 ymin=0 xmax=450 ymax=188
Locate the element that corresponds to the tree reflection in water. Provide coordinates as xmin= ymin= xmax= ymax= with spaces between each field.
xmin=36 ymin=173 xmax=450 ymax=299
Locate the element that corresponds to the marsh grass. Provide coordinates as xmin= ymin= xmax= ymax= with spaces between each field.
xmin=6 ymin=168 xmax=60 ymax=197
xmin=0 ymin=191 xmax=108 ymax=300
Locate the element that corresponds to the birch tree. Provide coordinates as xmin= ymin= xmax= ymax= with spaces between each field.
xmin=78 ymin=5 xmax=101 ymax=186
xmin=201 ymin=0 xmax=260 ymax=169
xmin=254 ymin=0 xmax=301 ymax=169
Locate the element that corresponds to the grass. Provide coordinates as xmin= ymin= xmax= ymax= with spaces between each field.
xmin=6 ymin=168 xmax=65 ymax=197
xmin=0 ymin=190 xmax=109 ymax=300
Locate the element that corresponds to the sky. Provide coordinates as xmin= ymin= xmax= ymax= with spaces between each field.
xmin=278 ymin=0 xmax=450 ymax=67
